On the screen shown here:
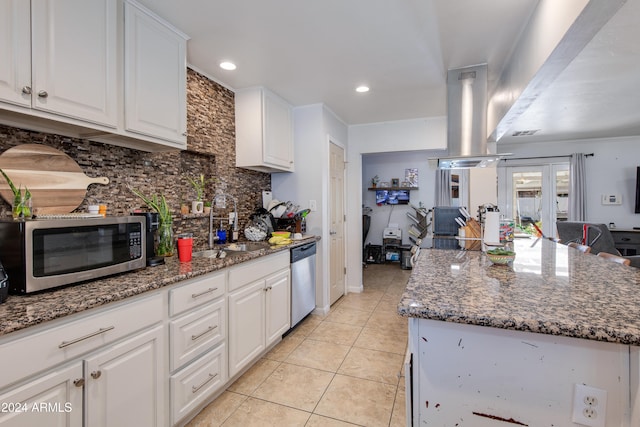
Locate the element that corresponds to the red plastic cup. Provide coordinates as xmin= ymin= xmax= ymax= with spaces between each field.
xmin=177 ymin=236 xmax=193 ymax=262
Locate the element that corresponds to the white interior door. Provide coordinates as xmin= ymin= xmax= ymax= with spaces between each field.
xmin=329 ymin=142 xmax=345 ymax=305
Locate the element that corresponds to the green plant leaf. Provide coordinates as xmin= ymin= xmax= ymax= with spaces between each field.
xmin=0 ymin=168 xmax=20 ymax=197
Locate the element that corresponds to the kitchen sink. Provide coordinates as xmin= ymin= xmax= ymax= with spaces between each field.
xmin=224 ymin=242 xmax=270 ymax=252
xmin=192 ymin=242 xmax=270 ymax=259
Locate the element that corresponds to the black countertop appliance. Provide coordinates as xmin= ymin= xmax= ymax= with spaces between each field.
xmin=133 ymin=212 xmax=165 ymax=266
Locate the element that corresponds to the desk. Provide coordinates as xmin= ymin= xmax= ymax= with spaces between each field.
xmin=399 ymin=238 xmax=640 ymax=425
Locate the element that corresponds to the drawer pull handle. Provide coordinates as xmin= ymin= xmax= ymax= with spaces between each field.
xmin=91 ymin=370 xmax=102 ymax=379
xmin=622 ymin=238 xmax=631 ymax=241
xmin=191 ymin=325 xmax=217 ymax=341
xmin=59 ymin=326 xmax=115 ymax=349
xmin=191 ymin=287 xmax=218 ymax=299
xmin=73 ymin=378 xmax=85 ymax=387
xmin=192 ymin=373 xmax=217 ymax=393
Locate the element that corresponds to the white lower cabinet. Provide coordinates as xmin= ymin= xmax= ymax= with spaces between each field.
xmin=170 ymin=343 xmax=226 ymax=425
xmin=84 ymin=325 xmax=165 ymax=427
xmin=0 ymin=250 xmax=296 ymax=427
xmin=265 ymin=269 xmax=291 ymax=345
xmin=228 ymin=252 xmax=291 ymax=378
xmin=228 ymin=280 xmax=267 ymax=377
xmin=0 ymin=362 xmax=83 ymax=426
xmin=168 ymin=273 xmax=229 ymax=425
xmin=0 ymin=294 xmax=165 ymax=427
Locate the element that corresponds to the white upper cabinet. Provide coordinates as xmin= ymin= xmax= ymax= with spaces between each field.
xmin=31 ymin=0 xmax=118 ymax=127
xmin=124 ymin=0 xmax=188 ymax=146
xmin=0 ymin=0 xmax=118 ymax=127
xmin=0 ymin=0 xmax=30 ymax=108
xmin=235 ymin=87 xmax=294 ymax=173
xmin=0 ymin=0 xmax=189 ymax=152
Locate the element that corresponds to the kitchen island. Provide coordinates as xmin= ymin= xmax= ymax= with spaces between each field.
xmin=398 ymin=238 xmax=640 ymax=426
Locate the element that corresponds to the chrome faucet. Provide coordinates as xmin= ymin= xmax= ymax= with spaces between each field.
xmin=209 ymin=193 xmax=238 ymax=248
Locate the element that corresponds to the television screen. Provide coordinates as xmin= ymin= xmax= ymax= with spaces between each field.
xmin=376 ymin=190 xmax=410 ymax=205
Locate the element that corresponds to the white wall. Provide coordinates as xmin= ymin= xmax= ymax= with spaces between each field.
xmin=499 ymin=135 xmax=640 ymax=229
xmin=271 ymin=103 xmax=348 ymax=314
xmin=347 ymin=117 xmax=447 ymax=292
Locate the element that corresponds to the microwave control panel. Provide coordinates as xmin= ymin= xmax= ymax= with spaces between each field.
xmin=129 ymin=230 xmax=143 ymax=259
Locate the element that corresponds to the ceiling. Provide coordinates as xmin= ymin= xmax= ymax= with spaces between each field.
xmin=137 ymin=0 xmax=640 ymax=145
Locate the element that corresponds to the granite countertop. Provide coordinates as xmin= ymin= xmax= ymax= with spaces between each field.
xmin=0 ymin=236 xmax=319 ymax=337
xmin=398 ymin=238 xmax=640 ymax=345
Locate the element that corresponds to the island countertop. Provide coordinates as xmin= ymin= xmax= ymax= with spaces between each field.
xmin=397 ymin=238 xmax=640 ymax=345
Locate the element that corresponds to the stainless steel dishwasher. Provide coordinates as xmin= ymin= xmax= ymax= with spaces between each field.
xmin=290 ymin=242 xmax=316 ymax=328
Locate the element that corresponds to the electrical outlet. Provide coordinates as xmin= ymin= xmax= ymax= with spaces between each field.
xmin=571 ymin=384 xmax=607 ymax=427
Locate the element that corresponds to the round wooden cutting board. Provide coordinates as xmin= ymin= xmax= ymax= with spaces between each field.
xmin=0 ymin=144 xmax=109 ymax=214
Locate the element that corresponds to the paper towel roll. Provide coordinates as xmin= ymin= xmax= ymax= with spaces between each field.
xmin=484 ymin=212 xmax=501 ymax=244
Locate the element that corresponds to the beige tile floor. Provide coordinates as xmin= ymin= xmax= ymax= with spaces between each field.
xmin=186 ymin=263 xmax=411 ymax=427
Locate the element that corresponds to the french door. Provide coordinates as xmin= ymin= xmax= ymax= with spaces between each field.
xmin=498 ymin=164 xmax=569 ymax=239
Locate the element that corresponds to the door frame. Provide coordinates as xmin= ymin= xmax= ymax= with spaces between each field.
xmin=498 ymin=162 xmax=569 ymax=238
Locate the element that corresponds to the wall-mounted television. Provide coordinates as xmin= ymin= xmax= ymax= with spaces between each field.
xmin=376 ymin=190 xmax=410 ymax=205
xmin=635 ymin=167 xmax=640 ymax=214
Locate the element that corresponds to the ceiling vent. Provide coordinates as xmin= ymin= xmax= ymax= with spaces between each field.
xmin=511 ymin=129 xmax=540 ymax=136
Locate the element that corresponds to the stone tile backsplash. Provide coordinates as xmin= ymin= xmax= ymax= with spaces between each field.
xmin=0 ymin=68 xmax=270 ymax=250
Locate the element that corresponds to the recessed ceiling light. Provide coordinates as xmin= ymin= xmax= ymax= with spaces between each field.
xmin=356 ymin=85 xmax=369 ymax=93
xmin=220 ymin=61 xmax=237 ymax=71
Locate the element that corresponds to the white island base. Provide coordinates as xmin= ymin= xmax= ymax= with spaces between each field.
xmin=407 ymin=318 xmax=640 ymax=426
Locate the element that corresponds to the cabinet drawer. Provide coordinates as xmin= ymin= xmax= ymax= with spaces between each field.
xmin=170 ymin=298 xmax=225 ymax=372
xmin=0 ymin=293 xmax=163 ymax=389
xmin=170 ymin=343 xmax=226 ymax=425
xmin=228 ymin=251 xmax=289 ymax=292
xmin=611 ymin=231 xmax=640 ymax=245
xmin=169 ymin=271 xmax=226 ymax=316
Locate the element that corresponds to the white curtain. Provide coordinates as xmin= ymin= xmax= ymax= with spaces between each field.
xmin=569 ymin=153 xmax=587 ymax=221
xmin=435 ymin=169 xmax=452 ymax=206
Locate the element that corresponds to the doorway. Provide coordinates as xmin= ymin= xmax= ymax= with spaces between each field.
xmin=499 ymin=164 xmax=569 ymax=238
xmin=329 ymin=142 xmax=345 ymax=305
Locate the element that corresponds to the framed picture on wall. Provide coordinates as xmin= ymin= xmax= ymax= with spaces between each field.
xmin=405 ymin=168 xmax=418 ymax=187
xmin=391 ymin=178 xmax=400 ymax=187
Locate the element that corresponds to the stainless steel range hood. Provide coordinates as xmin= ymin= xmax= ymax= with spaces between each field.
xmin=434 ymin=64 xmax=508 ymax=169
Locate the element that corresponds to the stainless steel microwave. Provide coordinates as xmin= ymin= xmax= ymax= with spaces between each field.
xmin=0 ymin=216 xmax=146 ymax=294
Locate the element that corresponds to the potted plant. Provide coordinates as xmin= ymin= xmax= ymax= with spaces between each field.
xmin=186 ymin=173 xmax=208 ymax=214
xmin=131 ymin=188 xmax=174 ymax=256
xmin=371 ymin=175 xmax=380 ymax=188
xmin=203 ymin=201 xmax=212 ymax=215
xmin=0 ymin=169 xmax=32 ymax=220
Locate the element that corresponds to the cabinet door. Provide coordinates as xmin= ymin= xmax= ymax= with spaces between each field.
xmin=0 ymin=362 xmax=83 ymax=427
xmin=228 ymin=280 xmax=266 ymax=377
xmin=84 ymin=325 xmax=165 ymax=427
xmin=31 ymin=0 xmax=118 ymax=127
xmin=124 ymin=1 xmax=187 ymax=145
xmin=263 ymin=91 xmax=294 ymax=170
xmin=0 ymin=0 xmax=30 ymax=108
xmin=265 ymin=269 xmax=291 ymax=346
